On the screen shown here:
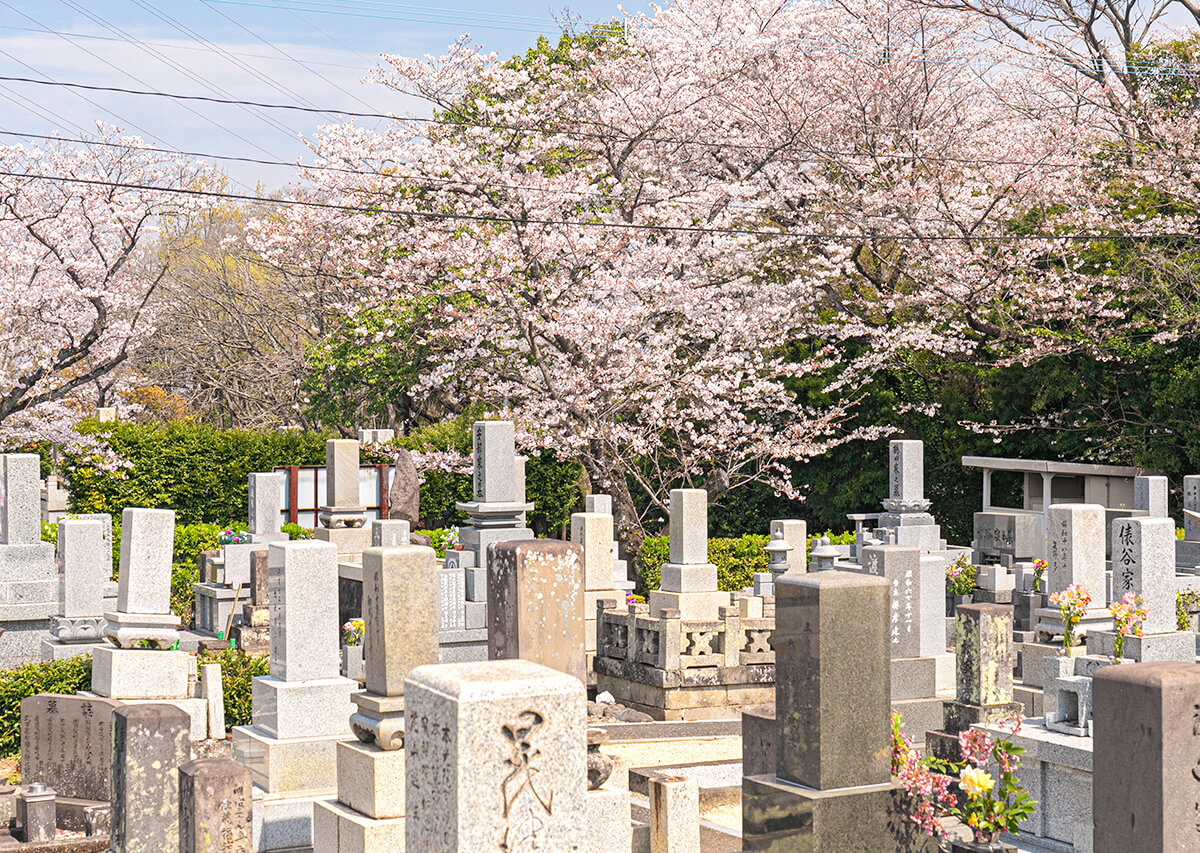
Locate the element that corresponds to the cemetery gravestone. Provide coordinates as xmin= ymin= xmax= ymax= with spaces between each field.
xmin=1133 ymin=475 xmax=1168 ymax=518
xmin=179 ymin=758 xmax=252 ymax=853
xmin=0 ymin=453 xmax=60 ymax=667
xmin=1093 ymin=662 xmax=1200 ymax=852
xmin=647 ymin=489 xmax=729 ymax=621
xmin=487 ymin=539 xmax=586 ymax=682
xmin=20 ymin=693 xmax=121 ymax=804
xmin=109 ymin=704 xmax=191 ymax=853
xmin=47 ymin=517 xmax=109 ymax=648
xmin=404 ymin=659 xmax=586 ymax=852
xmin=742 ymin=571 xmax=899 ymax=851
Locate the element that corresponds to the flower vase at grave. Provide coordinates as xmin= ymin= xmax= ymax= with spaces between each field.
xmin=951 ymin=840 xmax=1016 ymax=853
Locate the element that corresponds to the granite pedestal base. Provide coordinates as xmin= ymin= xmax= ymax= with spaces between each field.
xmin=101 ymin=610 xmax=181 ymax=649
xmin=593 ymin=657 xmax=775 ymax=721
xmin=251 ymin=786 xmax=331 ymax=852
xmin=1034 ymin=607 xmax=1112 ymax=643
xmin=741 ymin=774 xmax=902 ymax=852
xmin=978 ymin=719 xmax=1093 ymax=853
xmin=39 ymin=638 xmax=107 ymax=662
xmin=1085 ymin=629 xmax=1195 ymax=662
xmin=646 ymin=589 xmax=731 ymax=621
xmin=233 ymin=725 xmax=341 ymax=794
xmin=313 ymin=797 xmax=405 ymax=853
xmin=251 ymin=676 xmax=357 ymax=740
xmin=314 ymin=526 xmax=372 ymax=556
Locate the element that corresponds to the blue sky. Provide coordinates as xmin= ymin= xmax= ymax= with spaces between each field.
xmin=0 ymin=1 xmax=648 ymax=188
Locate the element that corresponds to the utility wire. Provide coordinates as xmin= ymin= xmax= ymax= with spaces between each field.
xmin=0 ymin=166 xmax=1191 ymax=244
xmin=0 ymin=71 xmax=1145 ymax=167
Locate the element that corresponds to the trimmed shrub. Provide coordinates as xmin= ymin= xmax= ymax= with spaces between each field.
xmin=198 ymin=647 xmax=268 ymax=731
xmin=63 ymin=421 xmax=330 ymax=525
xmin=635 ymin=529 xmax=855 ymax=595
xmin=0 ymin=656 xmax=92 ymax=757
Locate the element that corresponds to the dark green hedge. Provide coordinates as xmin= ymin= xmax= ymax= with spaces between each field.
xmin=64 ymin=421 xmax=331 ymax=526
xmin=0 ymin=656 xmax=92 ymax=758
xmin=198 ymin=647 xmax=268 ymax=730
xmin=635 ymin=530 xmax=855 ymax=595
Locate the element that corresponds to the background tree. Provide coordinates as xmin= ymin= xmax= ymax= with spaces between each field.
xmin=0 ymin=127 xmax=213 ymax=452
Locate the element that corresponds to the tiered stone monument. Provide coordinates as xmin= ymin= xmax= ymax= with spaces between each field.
xmin=866 ymin=440 xmax=946 ymax=552
xmin=315 ymin=439 xmax=370 ymax=555
xmin=232 ymin=550 xmax=270 ymax=655
xmin=741 ymin=571 xmax=901 ymax=850
xmin=88 ymin=509 xmax=206 ymax=740
xmin=1034 ymin=503 xmax=1113 ymax=642
xmin=453 ymin=420 xmax=533 ymax=569
xmin=926 ymin=603 xmax=1022 ymax=762
xmin=314 ymin=544 xmax=439 ymax=850
xmin=571 ymin=498 xmax=632 ymax=677
xmin=404 ymin=659 xmax=586 ymax=851
xmin=1087 ymin=516 xmax=1192 ymax=662
xmin=42 ymin=515 xmax=113 ymax=660
xmin=647 ymin=489 xmax=730 ymax=621
xmin=488 ymin=539 xmax=586 ymax=682
xmin=0 ymin=453 xmax=59 ymax=666
xmin=861 ymin=543 xmax=949 ymax=741
xmin=232 ymin=540 xmax=358 ymax=851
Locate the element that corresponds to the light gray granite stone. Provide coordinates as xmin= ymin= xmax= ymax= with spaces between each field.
xmin=1111 ymin=516 xmax=1176 ymax=633
xmin=0 ymin=453 xmax=41 ymax=545
xmin=115 ymin=508 xmax=175 ymax=614
xmin=668 ymin=489 xmax=708 ymax=566
xmin=248 ymin=472 xmax=283 ymax=536
xmin=268 ymin=540 xmax=340 ymax=681
xmin=404 ymin=659 xmax=585 ymax=853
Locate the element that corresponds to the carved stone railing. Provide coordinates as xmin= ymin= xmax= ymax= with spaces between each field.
xmin=596 ymin=600 xmax=775 ymax=672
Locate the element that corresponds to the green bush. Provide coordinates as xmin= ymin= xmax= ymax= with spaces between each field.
xmin=415 ymin=528 xmax=456 ymax=558
xmin=636 ymin=529 xmax=855 ymax=595
xmin=282 ymin=522 xmax=312 ymax=540
xmin=0 ymin=656 xmax=92 ymax=758
xmin=63 ymin=421 xmax=330 ymax=525
xmin=198 ymin=647 xmax=268 ymax=731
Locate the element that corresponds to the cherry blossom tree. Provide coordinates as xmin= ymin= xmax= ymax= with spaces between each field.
xmin=250 ymin=0 xmax=1141 ymax=536
xmin=0 ymin=126 xmax=214 ymax=452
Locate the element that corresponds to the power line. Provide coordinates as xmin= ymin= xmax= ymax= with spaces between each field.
xmin=0 ymin=71 xmax=1129 ymax=167
xmin=0 ymin=165 xmax=1191 ymax=244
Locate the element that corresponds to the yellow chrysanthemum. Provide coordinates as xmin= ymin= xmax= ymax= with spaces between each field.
xmin=960 ymin=767 xmax=994 ymax=799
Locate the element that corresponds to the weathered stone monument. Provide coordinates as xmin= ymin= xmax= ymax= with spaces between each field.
xmin=1093 ymin=661 xmax=1200 ymax=852
xmin=20 ymin=693 xmax=123 ymax=832
xmin=454 ymin=420 xmax=533 ymax=569
xmin=0 ymin=453 xmax=59 ymax=666
xmin=109 ymin=703 xmax=191 ymax=853
xmin=648 ymin=489 xmax=730 ymax=621
xmin=404 ymin=659 xmax=586 ymax=852
xmin=232 ymin=540 xmax=357 ymax=851
xmin=488 ymin=539 xmax=586 ymax=682
xmin=741 ymin=571 xmax=900 ymax=851
xmin=314 ymin=543 xmax=439 ymax=850
xmin=179 ymin=758 xmax=253 ymax=853
xmin=43 ymin=515 xmax=113 ymax=660
xmin=926 ymin=603 xmax=1022 ymax=762
xmin=232 ymin=550 xmax=270 ymax=655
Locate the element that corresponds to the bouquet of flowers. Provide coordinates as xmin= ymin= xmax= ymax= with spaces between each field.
xmin=1108 ymin=592 xmax=1147 ymax=660
xmin=1048 ymin=584 xmax=1091 ymax=651
xmin=341 ymin=618 xmax=364 ymax=646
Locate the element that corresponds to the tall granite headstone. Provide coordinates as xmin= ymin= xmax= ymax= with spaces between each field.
xmin=1093 ymin=662 xmax=1200 ymax=852
xmin=742 ymin=571 xmax=899 ymax=851
xmin=487 ymin=540 xmax=585 ymax=682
